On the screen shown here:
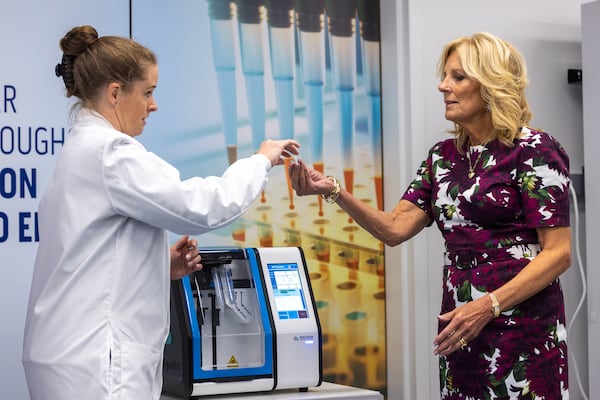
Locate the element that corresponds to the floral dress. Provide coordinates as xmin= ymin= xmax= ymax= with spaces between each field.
xmin=402 ymin=128 xmax=571 ymax=399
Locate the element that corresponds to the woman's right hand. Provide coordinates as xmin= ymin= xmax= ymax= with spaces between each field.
xmin=288 ymin=159 xmax=335 ymax=197
xmin=256 ymin=139 xmax=300 ymax=167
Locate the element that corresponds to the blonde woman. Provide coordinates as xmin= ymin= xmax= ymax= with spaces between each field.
xmin=290 ymin=32 xmax=571 ymax=399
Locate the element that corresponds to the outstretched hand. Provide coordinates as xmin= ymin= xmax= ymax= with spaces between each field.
xmin=170 ymin=235 xmax=203 ymax=280
xmin=288 ymin=159 xmax=334 ymax=197
xmin=257 ymin=139 xmax=301 ymax=167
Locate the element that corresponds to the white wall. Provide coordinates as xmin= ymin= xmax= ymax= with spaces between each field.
xmin=382 ymin=1 xmax=590 ymax=399
xmin=581 ymin=2 xmax=600 ymax=399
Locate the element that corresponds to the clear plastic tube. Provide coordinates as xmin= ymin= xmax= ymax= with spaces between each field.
xmin=211 ymin=266 xmax=225 ymax=310
xmin=219 ymin=264 xmax=236 ymax=306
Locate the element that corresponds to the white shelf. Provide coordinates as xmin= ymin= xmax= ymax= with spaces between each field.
xmin=161 ymin=382 xmax=384 ymax=400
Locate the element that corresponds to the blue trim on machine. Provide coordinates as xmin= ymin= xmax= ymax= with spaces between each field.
xmin=181 ymin=275 xmax=202 ymax=377
xmin=181 ymin=248 xmax=274 ymax=381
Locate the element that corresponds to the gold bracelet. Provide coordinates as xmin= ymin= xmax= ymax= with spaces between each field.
xmin=321 ymin=176 xmax=341 ymax=204
xmin=489 ymin=292 xmax=500 ymax=318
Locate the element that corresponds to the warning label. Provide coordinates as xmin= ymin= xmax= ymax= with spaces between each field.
xmin=227 ymin=355 xmax=239 ymax=368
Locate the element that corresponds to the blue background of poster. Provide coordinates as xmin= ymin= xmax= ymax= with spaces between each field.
xmin=0 ymin=2 xmax=129 ymax=397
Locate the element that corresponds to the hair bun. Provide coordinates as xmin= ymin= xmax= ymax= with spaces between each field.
xmin=60 ymin=25 xmax=99 ymax=56
xmin=56 ymin=25 xmax=98 ymax=94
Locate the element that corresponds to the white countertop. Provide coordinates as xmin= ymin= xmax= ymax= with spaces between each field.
xmin=160 ymin=382 xmax=384 ymax=400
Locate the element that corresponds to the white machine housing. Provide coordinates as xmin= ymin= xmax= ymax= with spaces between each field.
xmin=162 ymin=246 xmax=322 ymax=398
xmin=256 ymin=247 xmax=321 ymax=390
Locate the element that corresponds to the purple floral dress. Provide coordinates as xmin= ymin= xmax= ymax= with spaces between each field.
xmin=402 ymin=128 xmax=570 ymax=399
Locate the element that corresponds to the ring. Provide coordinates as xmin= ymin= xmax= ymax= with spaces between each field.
xmin=459 ymin=337 xmax=467 ymax=349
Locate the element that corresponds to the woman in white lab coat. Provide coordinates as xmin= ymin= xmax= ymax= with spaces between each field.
xmin=22 ymin=25 xmax=299 ymax=400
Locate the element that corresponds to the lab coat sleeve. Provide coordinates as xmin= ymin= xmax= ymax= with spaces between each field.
xmin=102 ymin=136 xmax=272 ymax=235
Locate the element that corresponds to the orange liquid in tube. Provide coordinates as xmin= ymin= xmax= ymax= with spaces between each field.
xmin=227 ymin=145 xmax=237 ymax=166
xmin=232 ymin=229 xmax=246 ymax=242
xmin=374 ymin=174 xmax=383 ymax=211
xmin=343 ymin=168 xmax=354 ymax=223
xmin=314 ymin=161 xmax=324 ymax=216
xmin=284 ymin=157 xmax=295 ymax=210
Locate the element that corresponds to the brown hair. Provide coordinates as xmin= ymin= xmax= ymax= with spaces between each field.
xmin=56 ymin=25 xmax=156 ymax=104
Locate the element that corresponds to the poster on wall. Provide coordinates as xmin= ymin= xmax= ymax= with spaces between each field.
xmin=0 ymin=1 xmax=130 ymax=397
xmin=132 ymin=0 xmax=385 ymax=394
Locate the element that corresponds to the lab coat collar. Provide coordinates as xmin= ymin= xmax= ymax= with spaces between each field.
xmin=73 ymin=106 xmax=116 ymax=131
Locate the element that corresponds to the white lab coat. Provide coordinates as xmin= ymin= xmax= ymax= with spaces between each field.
xmin=22 ymin=107 xmax=272 ymax=400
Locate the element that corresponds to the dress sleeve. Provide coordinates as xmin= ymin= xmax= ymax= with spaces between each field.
xmin=518 ymin=131 xmax=570 ymax=228
xmin=401 ymin=142 xmax=439 ymax=222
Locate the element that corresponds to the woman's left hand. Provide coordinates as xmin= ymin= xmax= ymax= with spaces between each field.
xmin=170 ymin=235 xmax=203 ymax=280
xmin=433 ymin=227 xmax=572 ymax=356
xmin=433 ymin=297 xmax=492 ymax=356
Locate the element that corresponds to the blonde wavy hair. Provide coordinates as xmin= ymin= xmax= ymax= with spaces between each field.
xmin=436 ymin=32 xmax=533 ymax=151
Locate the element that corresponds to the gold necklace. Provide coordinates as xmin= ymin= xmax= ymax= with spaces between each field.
xmin=466 ymin=146 xmax=485 ymax=179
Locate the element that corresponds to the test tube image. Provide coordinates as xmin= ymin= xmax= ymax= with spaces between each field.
xmin=235 ymin=0 xmax=267 ymax=153
xmin=326 ymin=0 xmax=357 ymax=204
xmin=266 ymin=0 xmax=298 ymax=210
xmin=265 ymin=0 xmax=296 ymax=140
xmin=357 ymin=0 xmax=382 ymax=210
xmin=207 ymin=0 xmax=239 ymax=165
xmin=295 ymin=0 xmax=327 ymax=216
xmin=140 ymin=0 xmax=386 ymax=393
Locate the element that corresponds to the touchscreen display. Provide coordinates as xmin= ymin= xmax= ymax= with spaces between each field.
xmin=267 ymin=263 xmax=308 ymax=319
